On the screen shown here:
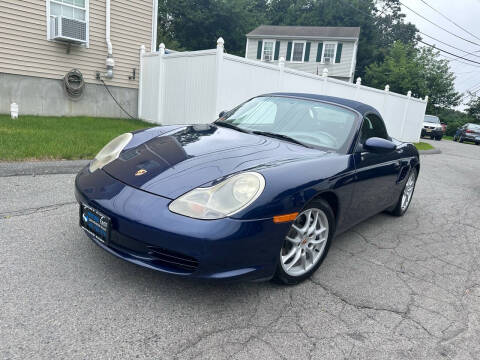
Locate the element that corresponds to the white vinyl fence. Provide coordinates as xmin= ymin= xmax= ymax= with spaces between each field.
xmin=138 ymin=38 xmax=428 ymax=142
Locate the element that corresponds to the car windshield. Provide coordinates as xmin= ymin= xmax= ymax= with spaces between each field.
xmin=216 ymin=96 xmax=358 ymax=152
xmin=424 ymin=115 xmax=440 ymax=124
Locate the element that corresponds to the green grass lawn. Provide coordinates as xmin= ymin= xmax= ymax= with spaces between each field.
xmin=0 ymin=115 xmax=152 ymax=161
xmin=414 ymin=142 xmax=435 ymax=151
xmin=443 ymin=135 xmax=453 ymax=141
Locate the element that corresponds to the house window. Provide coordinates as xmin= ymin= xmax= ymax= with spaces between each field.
xmin=50 ymin=0 xmax=86 ymax=21
xmin=47 ymin=0 xmax=89 ymax=45
xmin=291 ymin=41 xmax=305 ymax=62
xmin=322 ymin=43 xmax=336 ymax=64
xmin=262 ymin=40 xmax=275 ymax=62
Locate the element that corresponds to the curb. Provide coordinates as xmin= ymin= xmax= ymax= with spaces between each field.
xmin=0 ymin=160 xmax=90 ymax=177
xmin=418 ymin=149 xmax=442 ymax=155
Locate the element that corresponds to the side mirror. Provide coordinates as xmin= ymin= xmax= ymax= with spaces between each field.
xmin=218 ymin=110 xmax=227 ymax=118
xmin=363 ymin=137 xmax=397 ymax=153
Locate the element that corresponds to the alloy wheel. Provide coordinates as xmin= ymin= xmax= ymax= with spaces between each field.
xmin=280 ymin=208 xmax=329 ymax=277
xmin=401 ymin=171 xmax=416 ymax=212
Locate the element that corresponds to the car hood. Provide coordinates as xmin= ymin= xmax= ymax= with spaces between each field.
xmin=102 ymin=125 xmax=329 ymax=199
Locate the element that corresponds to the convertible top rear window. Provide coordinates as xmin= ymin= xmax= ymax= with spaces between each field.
xmin=220 ymin=96 xmax=358 ymax=152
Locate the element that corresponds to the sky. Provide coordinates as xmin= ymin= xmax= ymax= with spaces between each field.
xmin=399 ymin=0 xmax=480 ymax=110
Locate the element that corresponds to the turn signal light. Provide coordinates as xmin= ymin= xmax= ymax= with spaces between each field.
xmin=273 ymin=212 xmax=299 ymax=223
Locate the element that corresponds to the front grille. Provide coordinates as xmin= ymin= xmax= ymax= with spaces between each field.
xmin=147 ymin=247 xmax=199 ymax=272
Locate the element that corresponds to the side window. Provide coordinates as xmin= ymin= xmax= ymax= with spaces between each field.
xmin=359 ymin=114 xmax=389 ymax=144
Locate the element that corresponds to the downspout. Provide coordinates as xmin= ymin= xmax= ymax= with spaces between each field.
xmin=105 ymin=0 xmax=114 ymax=79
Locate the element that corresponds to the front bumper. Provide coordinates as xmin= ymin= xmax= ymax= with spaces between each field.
xmin=74 ymin=167 xmax=290 ymax=281
xmin=421 ymin=128 xmax=442 ymax=137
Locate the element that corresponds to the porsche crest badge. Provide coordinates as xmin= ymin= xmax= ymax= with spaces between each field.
xmin=135 ymin=169 xmax=148 ymax=176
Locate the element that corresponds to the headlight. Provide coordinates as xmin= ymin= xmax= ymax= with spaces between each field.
xmin=168 ymin=172 xmax=265 ymax=219
xmin=89 ymin=133 xmax=133 ymax=173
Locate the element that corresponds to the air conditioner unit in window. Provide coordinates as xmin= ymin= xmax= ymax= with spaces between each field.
xmin=50 ymin=16 xmax=87 ymax=44
xmin=324 ymin=57 xmax=332 ymax=64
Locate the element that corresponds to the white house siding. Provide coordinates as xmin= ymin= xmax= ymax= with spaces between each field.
xmin=0 ymin=0 xmax=154 ymax=89
xmin=246 ymin=38 xmax=356 ymax=80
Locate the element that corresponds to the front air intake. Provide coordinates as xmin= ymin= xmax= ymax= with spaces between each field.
xmin=147 ymin=247 xmax=199 ymax=272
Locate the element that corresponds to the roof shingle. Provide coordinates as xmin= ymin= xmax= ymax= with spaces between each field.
xmin=247 ymin=25 xmax=360 ymax=39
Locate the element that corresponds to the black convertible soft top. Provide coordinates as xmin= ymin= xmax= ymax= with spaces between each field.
xmin=265 ymin=92 xmax=381 ymax=117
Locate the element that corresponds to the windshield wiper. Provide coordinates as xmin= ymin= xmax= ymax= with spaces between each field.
xmin=252 ymin=131 xmax=312 ymax=148
xmin=215 ymin=121 xmax=251 ymax=134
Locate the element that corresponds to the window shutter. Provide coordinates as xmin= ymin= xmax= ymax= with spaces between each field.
xmin=316 ymin=42 xmax=323 ymax=62
xmin=286 ymin=41 xmax=292 ymax=61
xmin=274 ymin=41 xmax=280 ymax=60
xmin=304 ymin=42 xmax=311 ymax=62
xmin=335 ymin=43 xmax=343 ymax=63
xmin=257 ymin=41 xmax=262 ymax=59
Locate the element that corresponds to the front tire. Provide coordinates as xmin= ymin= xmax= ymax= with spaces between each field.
xmin=272 ymin=199 xmax=334 ymax=285
xmin=390 ymin=168 xmax=417 ymax=217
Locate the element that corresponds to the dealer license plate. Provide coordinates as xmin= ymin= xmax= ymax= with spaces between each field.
xmin=80 ymin=204 xmax=111 ymax=244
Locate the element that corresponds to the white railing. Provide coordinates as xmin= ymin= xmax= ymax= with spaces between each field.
xmin=138 ymin=38 xmax=428 ymax=143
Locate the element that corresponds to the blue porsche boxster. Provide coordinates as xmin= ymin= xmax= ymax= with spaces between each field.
xmin=75 ymin=93 xmax=419 ymax=284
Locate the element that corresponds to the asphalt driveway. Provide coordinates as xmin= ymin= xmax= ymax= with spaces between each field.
xmin=1 ymin=139 xmax=479 ymax=359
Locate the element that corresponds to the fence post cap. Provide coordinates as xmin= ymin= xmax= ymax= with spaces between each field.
xmin=279 ymin=56 xmax=285 ymax=64
xmin=424 ymin=95 xmax=429 ymax=102
xmin=217 ymin=37 xmax=225 ymax=47
xmin=159 ymin=43 xmax=165 ymax=55
xmin=356 ymin=77 xmax=362 ymax=85
xmin=322 ymin=68 xmax=328 ymax=77
xmin=407 ymin=90 xmax=412 ymax=97
xmin=385 ymin=84 xmax=390 ymax=91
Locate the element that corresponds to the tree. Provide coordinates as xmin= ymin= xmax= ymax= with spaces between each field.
xmin=466 ymin=96 xmax=480 ymax=122
xmin=417 ymin=46 xmax=461 ymax=111
xmin=162 ymin=0 xmax=267 ymax=56
xmin=157 ymin=0 xmax=418 ymax=77
xmin=364 ymin=42 xmax=461 ymax=112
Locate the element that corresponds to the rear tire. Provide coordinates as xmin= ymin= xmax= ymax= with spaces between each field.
xmin=389 ymin=168 xmax=417 ymax=217
xmin=272 ymin=199 xmax=334 ymax=285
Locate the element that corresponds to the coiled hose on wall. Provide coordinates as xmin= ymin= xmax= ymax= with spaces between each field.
xmin=64 ymin=69 xmax=85 ymax=98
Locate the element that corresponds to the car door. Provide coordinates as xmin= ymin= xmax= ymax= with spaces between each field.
xmin=350 ymin=114 xmax=403 ymax=222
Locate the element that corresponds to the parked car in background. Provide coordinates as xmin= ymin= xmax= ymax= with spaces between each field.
xmin=421 ymin=115 xmax=443 ymax=140
xmin=453 ymin=123 xmax=480 ymax=145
